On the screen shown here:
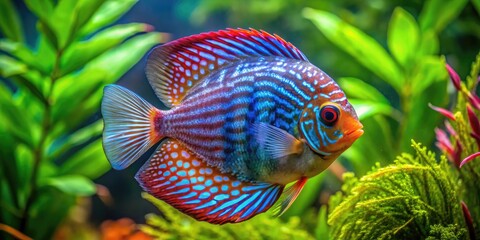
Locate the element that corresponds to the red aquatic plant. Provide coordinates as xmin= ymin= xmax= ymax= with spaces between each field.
xmin=431 ymin=62 xmax=479 ymax=240
xmin=461 ymin=201 xmax=476 ymax=240
xmin=430 ymin=63 xmax=480 ymax=168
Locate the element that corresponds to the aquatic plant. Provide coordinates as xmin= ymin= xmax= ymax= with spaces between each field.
xmin=140 ymin=193 xmax=315 ymax=240
xmin=281 ymin=0 xmax=465 ymax=218
xmin=327 ymin=141 xmax=466 ymax=239
xmin=430 ymin=54 xmax=480 ymax=239
xmin=325 ymin=55 xmax=480 ymax=240
xmin=303 ymin=1 xmax=462 ymax=174
xmin=0 ymin=0 xmax=165 ymax=239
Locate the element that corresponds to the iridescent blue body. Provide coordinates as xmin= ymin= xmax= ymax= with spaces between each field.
xmin=101 ymin=29 xmax=363 ymax=224
xmin=163 ymin=57 xmax=348 ymax=183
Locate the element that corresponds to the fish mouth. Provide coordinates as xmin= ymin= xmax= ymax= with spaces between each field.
xmin=306 ymin=126 xmax=364 ymax=160
xmin=326 ymin=127 xmax=364 ymax=156
xmin=344 ymin=128 xmax=364 ymax=141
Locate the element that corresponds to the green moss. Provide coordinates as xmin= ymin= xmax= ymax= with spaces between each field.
xmin=141 ymin=193 xmax=315 ymax=240
xmin=328 ymin=141 xmax=466 ymax=240
xmin=426 ymin=224 xmax=466 ymax=240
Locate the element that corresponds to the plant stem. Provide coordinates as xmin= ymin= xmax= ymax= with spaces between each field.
xmin=395 ymin=83 xmax=412 ymax=153
xmin=0 ymin=223 xmax=33 ymax=240
xmin=18 ymin=50 xmax=63 ymax=233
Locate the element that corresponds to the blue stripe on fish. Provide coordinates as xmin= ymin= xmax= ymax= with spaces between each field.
xmin=135 ymin=138 xmax=284 ymax=224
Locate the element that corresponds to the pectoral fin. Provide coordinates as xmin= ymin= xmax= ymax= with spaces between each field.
xmin=253 ymin=122 xmax=304 ymax=159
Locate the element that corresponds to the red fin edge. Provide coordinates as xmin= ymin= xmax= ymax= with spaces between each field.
xmin=135 ymin=138 xmax=284 ymax=224
xmin=146 ymin=28 xmax=308 ymax=108
xmin=272 ymin=177 xmax=308 ymax=217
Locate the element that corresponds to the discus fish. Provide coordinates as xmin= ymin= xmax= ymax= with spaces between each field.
xmin=101 ymin=28 xmax=363 ymax=224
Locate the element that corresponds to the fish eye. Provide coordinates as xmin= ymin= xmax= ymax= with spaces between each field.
xmin=320 ymin=105 xmax=340 ymax=126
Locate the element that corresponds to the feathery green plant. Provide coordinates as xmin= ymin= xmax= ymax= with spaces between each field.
xmin=431 ymin=52 xmax=480 ymax=239
xmin=328 ymin=141 xmax=466 ymax=239
xmin=324 ymin=54 xmax=480 ymax=240
xmin=140 ymin=193 xmax=315 ymax=240
xmin=0 ymin=0 xmax=165 ymax=239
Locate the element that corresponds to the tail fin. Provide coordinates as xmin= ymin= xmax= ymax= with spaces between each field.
xmin=102 ymin=84 xmax=163 ymax=170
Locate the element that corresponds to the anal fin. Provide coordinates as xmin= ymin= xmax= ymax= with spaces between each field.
xmin=271 ymin=177 xmax=308 ymax=217
xmin=135 ymin=138 xmax=284 ymax=224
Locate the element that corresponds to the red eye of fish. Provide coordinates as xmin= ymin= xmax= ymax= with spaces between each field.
xmin=320 ymin=105 xmax=340 ymax=126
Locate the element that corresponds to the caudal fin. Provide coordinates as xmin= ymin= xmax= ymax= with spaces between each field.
xmin=102 ymin=84 xmax=163 ymax=170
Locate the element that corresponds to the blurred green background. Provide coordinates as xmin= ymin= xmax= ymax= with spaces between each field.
xmin=0 ymin=0 xmax=479 ymax=239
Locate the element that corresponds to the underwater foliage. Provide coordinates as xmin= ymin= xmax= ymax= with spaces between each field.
xmin=303 ymin=2 xmax=456 ymax=174
xmin=140 ymin=193 xmax=314 ymax=240
xmin=0 ymin=0 xmax=165 ymax=239
xmin=283 ymin=0 xmax=462 ymax=218
xmin=328 ymin=141 xmax=466 ymax=239
xmin=0 ymin=0 xmax=477 ymax=239
xmin=326 ymin=55 xmax=480 ymax=240
xmin=431 ymin=53 xmax=480 ymax=239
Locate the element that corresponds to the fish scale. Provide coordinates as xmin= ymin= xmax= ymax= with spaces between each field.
xmin=164 ymin=57 xmax=340 ymax=181
xmin=101 ymin=28 xmax=363 ymax=224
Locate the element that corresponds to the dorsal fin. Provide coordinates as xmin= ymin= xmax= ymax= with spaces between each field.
xmin=146 ymin=28 xmax=309 ymax=108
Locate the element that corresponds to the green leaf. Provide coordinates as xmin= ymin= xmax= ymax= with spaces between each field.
xmin=49 ymin=0 xmax=105 ymax=50
xmin=28 ymin=188 xmax=75 ymax=239
xmin=474 ymin=0 xmax=480 ymax=15
xmin=23 ymin=0 xmax=54 ymax=18
xmin=417 ymin=30 xmax=439 ymax=57
xmin=315 ymin=205 xmax=330 ymax=240
xmin=387 ymin=8 xmax=420 ymax=68
xmin=0 ymin=0 xmax=24 ymax=42
xmin=350 ymin=100 xmax=395 ymax=121
xmin=303 ymin=8 xmax=404 ymax=92
xmin=410 ymin=56 xmax=447 ymax=96
xmin=37 ymin=20 xmax=59 ymax=50
xmin=43 ymin=175 xmax=96 ymax=196
xmin=0 ymin=82 xmax=33 ymax=146
xmin=400 ymin=81 xmax=447 ymax=153
xmin=27 ymin=0 xmax=103 ymax=50
xmin=51 ymin=70 xmax=106 ymax=131
xmin=52 ymin=32 xmax=165 ymax=132
xmin=0 ymin=55 xmax=27 ymax=77
xmin=419 ymin=0 xmax=468 ymax=33
xmin=80 ymin=0 xmax=138 ymax=36
xmin=61 ymin=23 xmax=152 ymax=75
xmin=338 ymin=77 xmax=389 ymax=103
xmin=59 ymin=139 xmax=111 ymax=179
xmin=24 ymin=0 xmax=58 ymax=49
xmin=34 ymin=36 xmax=56 ymax=74
xmin=340 ymin=116 xmax=396 ymax=177
xmin=85 ymin=32 xmax=165 ymax=82
xmin=48 ymin=120 xmax=103 ymax=159
xmin=10 ymin=74 xmax=48 ymax=105
xmin=48 ymin=0 xmax=80 ymax=49
xmin=14 ymin=144 xmax=33 ymax=208
xmin=0 ymin=39 xmax=40 ymax=70
xmin=71 ymin=0 xmax=106 ymax=33
xmin=0 ymin=53 xmax=48 ymax=103
xmin=0 ymin=130 xmax=20 ymax=210
xmin=1 ymin=178 xmax=21 ymax=226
